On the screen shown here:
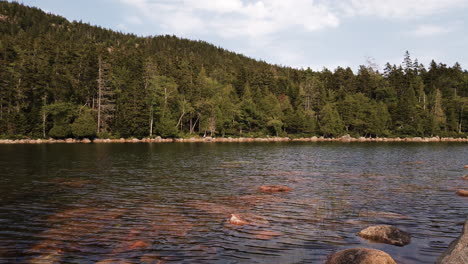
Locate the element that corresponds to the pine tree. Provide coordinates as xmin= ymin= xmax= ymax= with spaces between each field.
xmin=319 ymin=103 xmax=344 ymax=137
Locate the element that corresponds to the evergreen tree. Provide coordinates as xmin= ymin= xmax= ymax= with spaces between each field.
xmin=0 ymin=2 xmax=467 ymax=139
xmin=319 ymin=103 xmax=344 ymax=137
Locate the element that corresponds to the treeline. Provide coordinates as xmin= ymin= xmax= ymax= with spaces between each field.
xmin=1 ymin=2 xmax=467 ymax=139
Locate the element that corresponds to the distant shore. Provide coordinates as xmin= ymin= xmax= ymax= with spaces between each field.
xmin=1 ymin=135 xmax=467 ymax=144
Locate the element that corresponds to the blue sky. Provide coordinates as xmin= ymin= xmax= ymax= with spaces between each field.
xmin=14 ymin=0 xmax=468 ymax=71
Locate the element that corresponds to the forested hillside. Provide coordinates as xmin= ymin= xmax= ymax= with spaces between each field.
xmin=1 ymin=1 xmax=467 ymax=139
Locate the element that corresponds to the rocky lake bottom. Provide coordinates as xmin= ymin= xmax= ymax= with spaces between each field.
xmin=0 ymin=142 xmax=467 ymax=263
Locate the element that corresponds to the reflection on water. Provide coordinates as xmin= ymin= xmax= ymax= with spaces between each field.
xmin=0 ymin=142 xmax=467 ymax=263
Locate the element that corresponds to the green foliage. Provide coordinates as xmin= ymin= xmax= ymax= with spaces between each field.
xmin=49 ymin=124 xmax=72 ymax=138
xmin=71 ymin=109 xmax=96 ymax=138
xmin=320 ymin=103 xmax=344 ymax=137
xmin=155 ymin=115 xmax=178 ymax=138
xmin=0 ymin=2 xmax=467 ymax=139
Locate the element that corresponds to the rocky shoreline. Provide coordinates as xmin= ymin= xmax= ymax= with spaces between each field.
xmin=0 ymin=135 xmax=467 ymax=144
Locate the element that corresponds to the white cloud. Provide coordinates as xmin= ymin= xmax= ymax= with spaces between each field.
xmin=340 ymin=0 xmax=468 ymax=19
xmin=118 ymin=0 xmax=339 ymax=38
xmin=411 ymin=24 xmax=453 ymax=37
xmin=116 ymin=0 xmax=468 ymax=68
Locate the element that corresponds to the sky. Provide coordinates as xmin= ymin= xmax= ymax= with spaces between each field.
xmin=12 ymin=0 xmax=468 ymax=71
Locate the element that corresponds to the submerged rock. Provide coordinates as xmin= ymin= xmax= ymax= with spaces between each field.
xmin=226 ymin=213 xmax=269 ymax=227
xmin=357 ymin=225 xmax=411 ymax=246
xmin=229 ymin=214 xmax=249 ymax=226
xmin=252 ymin=230 xmax=282 ymax=240
xmin=129 ymin=240 xmax=150 ymax=250
xmin=28 ymin=249 xmax=63 ymax=264
xmin=456 ymin=190 xmax=468 ymax=197
xmin=140 ymin=254 xmax=167 ymax=264
xmin=258 ymin=185 xmax=292 ymax=193
xmin=436 ymin=217 xmax=468 ymax=264
xmin=326 ymin=248 xmax=396 ymax=264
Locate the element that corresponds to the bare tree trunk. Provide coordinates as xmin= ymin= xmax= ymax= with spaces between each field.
xmin=42 ymin=112 xmax=46 ymax=138
xmin=423 ymin=94 xmax=426 ymax=111
xmin=190 ymin=115 xmax=200 ymax=134
xmin=176 ymin=110 xmax=185 ymax=130
xmin=149 ymin=107 xmax=154 ymax=137
xmin=209 ymin=116 xmax=216 ymax=137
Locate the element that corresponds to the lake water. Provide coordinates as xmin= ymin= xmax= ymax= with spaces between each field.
xmin=0 ymin=142 xmax=467 ymax=263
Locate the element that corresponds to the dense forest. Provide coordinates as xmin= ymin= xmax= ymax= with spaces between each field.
xmin=1 ymin=2 xmax=467 ymax=139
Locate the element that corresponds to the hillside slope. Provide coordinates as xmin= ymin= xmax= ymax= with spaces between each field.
xmin=0 ymin=1 xmax=467 ymax=138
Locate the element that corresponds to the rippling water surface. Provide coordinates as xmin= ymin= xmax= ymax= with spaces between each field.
xmin=0 ymin=142 xmax=467 ymax=263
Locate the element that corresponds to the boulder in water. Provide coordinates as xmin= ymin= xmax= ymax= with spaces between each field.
xmin=326 ymin=248 xmax=396 ymax=264
xmin=436 ymin=217 xmax=468 ymax=264
xmin=357 ymin=225 xmax=411 ymax=246
xmin=456 ymin=190 xmax=468 ymax=197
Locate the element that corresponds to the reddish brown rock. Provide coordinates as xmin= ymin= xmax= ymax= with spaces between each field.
xmin=27 ymin=249 xmax=64 ymax=264
xmin=456 ymin=190 xmax=468 ymax=197
xmin=462 ymin=175 xmax=468 ymax=180
xmin=465 ymin=165 xmax=468 ymax=169
xmin=229 ymin=214 xmax=249 ymax=226
xmin=436 ymin=217 xmax=468 ymax=264
xmin=258 ymin=185 xmax=292 ymax=193
xmin=140 ymin=254 xmax=166 ymax=264
xmin=128 ymin=240 xmax=150 ymax=250
xmin=252 ymin=230 xmax=282 ymax=240
xmin=226 ymin=213 xmax=269 ymax=227
xmin=357 ymin=225 xmax=411 ymax=246
xmin=326 ymin=248 xmax=396 ymax=264
xmin=221 ymin=194 xmax=285 ymax=208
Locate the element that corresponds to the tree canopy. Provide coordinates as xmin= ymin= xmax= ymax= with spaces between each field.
xmin=1 ymin=2 xmax=467 ymax=139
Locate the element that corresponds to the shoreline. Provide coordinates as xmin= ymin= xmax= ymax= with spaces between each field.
xmin=1 ymin=135 xmax=467 ymax=144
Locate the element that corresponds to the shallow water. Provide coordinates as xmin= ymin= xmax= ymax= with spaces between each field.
xmin=0 ymin=142 xmax=467 ymax=263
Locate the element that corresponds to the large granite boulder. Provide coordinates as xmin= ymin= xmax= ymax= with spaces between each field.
xmin=436 ymin=217 xmax=468 ymax=264
xmin=357 ymin=225 xmax=411 ymax=246
xmin=325 ymin=248 xmax=396 ymax=264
